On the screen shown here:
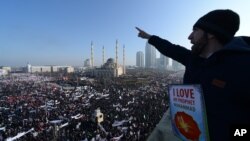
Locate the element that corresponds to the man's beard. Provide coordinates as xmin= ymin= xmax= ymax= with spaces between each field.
xmin=191 ymin=43 xmax=206 ymax=55
xmin=191 ymin=34 xmax=208 ymax=56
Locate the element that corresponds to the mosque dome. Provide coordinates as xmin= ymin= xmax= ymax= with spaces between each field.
xmin=107 ymin=58 xmax=115 ymax=64
xmin=103 ymin=58 xmax=116 ymax=69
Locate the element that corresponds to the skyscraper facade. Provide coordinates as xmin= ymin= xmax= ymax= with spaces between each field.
xmin=159 ymin=53 xmax=169 ymax=70
xmin=145 ymin=42 xmax=156 ymax=68
xmin=172 ymin=60 xmax=184 ymax=71
xmin=136 ymin=51 xmax=144 ymax=68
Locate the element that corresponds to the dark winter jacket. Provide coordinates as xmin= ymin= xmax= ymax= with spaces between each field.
xmin=149 ymin=35 xmax=250 ymax=141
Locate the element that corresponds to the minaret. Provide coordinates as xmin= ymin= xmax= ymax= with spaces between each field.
xmin=27 ymin=62 xmax=32 ymax=73
xmin=91 ymin=41 xmax=94 ymax=68
xmin=115 ymin=40 xmax=118 ymax=69
xmin=115 ymin=40 xmax=118 ymax=77
xmin=123 ymin=45 xmax=126 ymax=75
xmin=102 ymin=46 xmax=105 ymax=66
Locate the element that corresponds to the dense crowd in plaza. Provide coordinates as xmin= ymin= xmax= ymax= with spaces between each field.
xmin=0 ymin=71 xmax=183 ymax=141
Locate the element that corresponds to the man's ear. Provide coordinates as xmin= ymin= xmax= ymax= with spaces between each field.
xmin=207 ymin=33 xmax=215 ymax=39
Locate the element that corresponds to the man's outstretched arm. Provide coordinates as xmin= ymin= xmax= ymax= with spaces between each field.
xmin=135 ymin=26 xmax=191 ymax=66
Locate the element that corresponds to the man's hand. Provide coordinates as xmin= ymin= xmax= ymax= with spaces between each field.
xmin=135 ymin=27 xmax=152 ymax=39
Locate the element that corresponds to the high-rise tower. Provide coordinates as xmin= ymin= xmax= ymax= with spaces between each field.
xmin=115 ymin=40 xmax=118 ymax=69
xmin=123 ymin=45 xmax=126 ymax=74
xmin=102 ymin=46 xmax=105 ymax=66
xmin=115 ymin=40 xmax=118 ymax=77
xmin=160 ymin=53 xmax=169 ymax=70
xmin=136 ymin=51 xmax=144 ymax=68
xmin=91 ymin=41 xmax=94 ymax=68
xmin=145 ymin=42 xmax=156 ymax=68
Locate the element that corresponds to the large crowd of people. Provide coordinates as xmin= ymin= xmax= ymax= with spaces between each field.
xmin=0 ymin=71 xmax=183 ymax=141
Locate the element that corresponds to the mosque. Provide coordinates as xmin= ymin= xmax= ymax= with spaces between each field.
xmin=88 ymin=40 xmax=126 ymax=77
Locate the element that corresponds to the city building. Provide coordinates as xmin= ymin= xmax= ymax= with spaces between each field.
xmin=0 ymin=69 xmax=8 ymax=76
xmin=145 ymin=42 xmax=156 ymax=68
xmin=159 ymin=54 xmax=169 ymax=70
xmin=0 ymin=66 xmax=11 ymax=73
xmin=30 ymin=66 xmax=52 ymax=73
xmin=27 ymin=64 xmax=74 ymax=73
xmin=136 ymin=51 xmax=144 ymax=68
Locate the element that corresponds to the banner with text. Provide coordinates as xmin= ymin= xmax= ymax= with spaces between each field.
xmin=168 ymin=84 xmax=209 ymax=141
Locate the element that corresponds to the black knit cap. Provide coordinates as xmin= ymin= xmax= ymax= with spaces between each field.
xmin=193 ymin=9 xmax=240 ymax=44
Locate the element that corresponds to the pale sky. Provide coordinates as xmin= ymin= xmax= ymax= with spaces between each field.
xmin=0 ymin=0 xmax=249 ymax=67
